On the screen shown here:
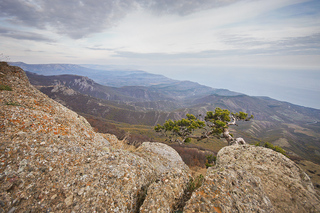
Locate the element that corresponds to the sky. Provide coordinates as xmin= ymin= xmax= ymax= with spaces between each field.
xmin=1 ymin=0 xmax=320 ymax=109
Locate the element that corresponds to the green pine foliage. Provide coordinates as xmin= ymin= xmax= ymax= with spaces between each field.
xmin=154 ymin=107 xmax=253 ymax=144
xmin=154 ymin=113 xmax=205 ymax=143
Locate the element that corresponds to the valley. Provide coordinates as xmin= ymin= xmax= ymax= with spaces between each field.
xmin=18 ymin=63 xmax=320 ymax=166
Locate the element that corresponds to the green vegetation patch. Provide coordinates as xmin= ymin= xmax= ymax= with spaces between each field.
xmin=187 ymin=174 xmax=205 ymax=192
xmin=205 ymin=154 xmax=217 ymax=168
xmin=0 ymin=84 xmax=12 ymax=91
xmin=6 ymin=102 xmax=20 ymax=106
xmin=257 ymin=142 xmax=289 ymax=158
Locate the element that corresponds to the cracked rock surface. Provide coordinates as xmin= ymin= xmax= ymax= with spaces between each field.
xmin=184 ymin=145 xmax=320 ymax=213
xmin=0 ymin=62 xmax=190 ymax=212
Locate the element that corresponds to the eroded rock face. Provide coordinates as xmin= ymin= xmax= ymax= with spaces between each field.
xmin=184 ymin=145 xmax=320 ymax=213
xmin=0 ymin=63 xmax=190 ymax=212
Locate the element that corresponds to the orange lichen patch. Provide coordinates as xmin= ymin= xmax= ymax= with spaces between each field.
xmin=8 ymin=119 xmax=19 ymax=123
xmin=213 ymin=206 xmax=222 ymax=213
xmin=195 ymin=190 xmax=206 ymax=197
xmin=37 ymin=129 xmax=46 ymax=134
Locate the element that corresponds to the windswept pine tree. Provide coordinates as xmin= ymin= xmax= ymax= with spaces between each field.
xmin=155 ymin=107 xmax=253 ymax=145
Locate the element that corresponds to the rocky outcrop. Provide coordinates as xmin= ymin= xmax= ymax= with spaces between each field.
xmin=0 ymin=62 xmax=190 ymax=212
xmin=184 ymin=145 xmax=320 ymax=212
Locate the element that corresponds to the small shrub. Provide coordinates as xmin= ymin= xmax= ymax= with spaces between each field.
xmin=263 ymin=142 xmax=274 ymax=149
xmin=206 ymin=154 xmax=216 ymax=164
xmin=273 ymin=145 xmax=288 ymax=157
xmin=205 ymin=162 xmax=213 ymax=168
xmin=263 ymin=142 xmax=288 ymax=157
xmin=0 ymin=85 xmax=12 ymax=91
xmin=188 ymin=174 xmax=204 ymax=192
xmin=184 ymin=138 xmax=191 ymax=143
xmin=205 ymin=154 xmax=216 ymax=168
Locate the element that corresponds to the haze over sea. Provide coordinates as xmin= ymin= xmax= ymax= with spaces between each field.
xmin=149 ymin=66 xmax=320 ymax=110
xmin=1 ymin=0 xmax=319 ymax=109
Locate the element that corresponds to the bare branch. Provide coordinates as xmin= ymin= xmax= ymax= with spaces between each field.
xmin=227 ymin=115 xmax=238 ymax=126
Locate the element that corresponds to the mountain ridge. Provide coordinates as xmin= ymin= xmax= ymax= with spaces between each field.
xmin=10 ymin=62 xmax=242 ymax=96
xmin=23 ymin=69 xmax=320 ymax=165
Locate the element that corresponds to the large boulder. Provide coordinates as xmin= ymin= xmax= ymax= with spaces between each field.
xmin=184 ymin=145 xmax=320 ymax=212
xmin=136 ymin=142 xmax=190 ymax=212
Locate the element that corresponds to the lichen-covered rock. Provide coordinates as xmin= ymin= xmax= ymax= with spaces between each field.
xmin=140 ymin=168 xmax=190 ymax=213
xmin=0 ymin=62 xmax=190 ymax=212
xmin=184 ymin=145 xmax=320 ymax=213
xmin=136 ymin=142 xmax=190 ymax=212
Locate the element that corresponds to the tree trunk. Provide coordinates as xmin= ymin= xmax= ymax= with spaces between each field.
xmin=223 ymin=128 xmax=246 ymax=145
xmin=223 ymin=128 xmax=233 ymax=145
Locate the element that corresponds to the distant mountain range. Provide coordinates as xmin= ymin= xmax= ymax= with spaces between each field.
xmin=11 ymin=62 xmax=240 ymax=93
xmin=10 ymin=62 xmax=320 ymax=164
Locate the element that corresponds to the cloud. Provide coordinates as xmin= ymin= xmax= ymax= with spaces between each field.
xmin=0 ymin=27 xmax=54 ymax=42
xmin=86 ymin=46 xmax=116 ymax=51
xmin=1 ymin=0 xmax=319 ymax=65
xmin=275 ymin=33 xmax=320 ymax=55
xmin=0 ymin=0 xmax=136 ymax=39
xmin=137 ymin=0 xmax=240 ymax=15
xmin=111 ymin=32 xmax=320 ymax=61
xmin=1 ymin=0 xmax=316 ymax=42
xmin=0 ymin=0 xmax=244 ymax=39
xmin=219 ymin=33 xmax=320 ymax=55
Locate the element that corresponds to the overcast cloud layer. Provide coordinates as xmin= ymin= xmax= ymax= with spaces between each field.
xmin=0 ymin=0 xmax=240 ymax=39
xmin=0 ymin=0 xmax=320 ymax=109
